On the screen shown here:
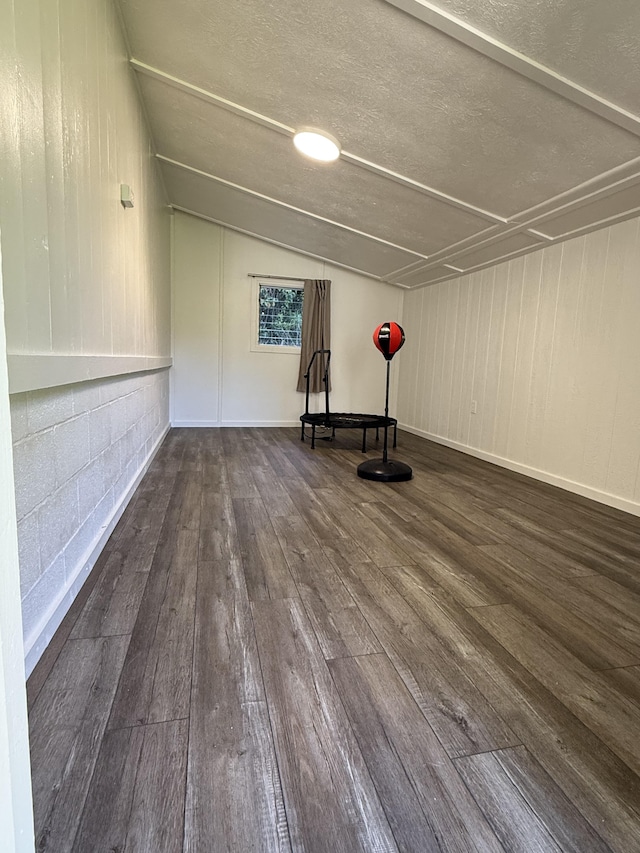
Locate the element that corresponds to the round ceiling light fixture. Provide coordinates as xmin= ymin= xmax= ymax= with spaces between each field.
xmin=293 ymin=128 xmax=341 ymax=163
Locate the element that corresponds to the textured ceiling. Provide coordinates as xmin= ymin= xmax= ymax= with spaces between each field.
xmin=118 ymin=0 xmax=640 ymax=288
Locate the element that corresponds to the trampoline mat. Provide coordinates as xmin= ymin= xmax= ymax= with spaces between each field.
xmin=300 ymin=412 xmax=394 ymax=428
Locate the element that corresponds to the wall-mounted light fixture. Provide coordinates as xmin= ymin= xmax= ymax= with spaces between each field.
xmin=120 ymin=184 xmax=135 ymax=208
xmin=293 ymin=128 xmax=341 ymax=163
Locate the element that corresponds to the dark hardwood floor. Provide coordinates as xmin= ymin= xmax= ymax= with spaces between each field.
xmin=27 ymin=427 xmax=640 ymax=852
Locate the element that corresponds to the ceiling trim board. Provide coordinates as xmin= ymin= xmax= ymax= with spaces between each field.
xmin=526 ymin=173 xmax=640 ymax=225
xmin=133 ymin=59 xmax=506 ymax=223
xmin=524 ymin=229 xmax=553 ymax=241
xmin=383 ymin=0 xmax=640 ymax=137
xmin=170 ymin=205 xmax=410 ymax=288
xmin=395 ymin=223 xmax=524 ymax=274
xmin=386 ymin=257 xmax=436 ymax=279
xmin=158 ymin=155 xmax=431 ymax=259
xmin=340 ymin=152 xmax=506 ymax=222
xmin=511 ymin=159 xmax=640 ymax=223
xmin=532 ymin=206 xmax=640 ymax=243
xmin=131 ymin=58 xmax=293 ymax=135
xmin=526 ymin=229 xmax=554 ymax=240
xmin=455 ymin=242 xmax=545 ymax=273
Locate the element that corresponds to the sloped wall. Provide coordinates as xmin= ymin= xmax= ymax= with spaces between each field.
xmin=398 ymin=216 xmax=640 ymax=515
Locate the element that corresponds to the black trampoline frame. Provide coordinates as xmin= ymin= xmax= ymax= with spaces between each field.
xmin=299 ymin=349 xmax=397 ymax=452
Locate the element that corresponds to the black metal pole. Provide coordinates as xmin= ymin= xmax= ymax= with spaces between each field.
xmin=382 ymin=359 xmax=390 ymax=463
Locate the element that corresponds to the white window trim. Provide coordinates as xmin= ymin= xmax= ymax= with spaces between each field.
xmin=250 ymin=278 xmax=303 ymax=354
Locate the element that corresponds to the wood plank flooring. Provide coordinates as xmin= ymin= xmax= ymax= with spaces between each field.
xmin=27 ymin=427 xmax=640 ymax=852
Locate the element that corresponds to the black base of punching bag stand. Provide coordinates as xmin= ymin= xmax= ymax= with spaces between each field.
xmin=357 ymin=360 xmax=412 ymax=482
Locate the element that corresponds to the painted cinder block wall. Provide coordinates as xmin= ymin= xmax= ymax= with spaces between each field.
xmin=1 ymin=0 xmax=172 ymax=676
xmin=11 ymin=373 xmax=169 ymax=674
xmin=397 ymin=215 xmax=640 ymax=516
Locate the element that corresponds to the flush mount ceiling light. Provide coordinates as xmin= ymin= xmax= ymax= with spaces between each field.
xmin=293 ymin=128 xmax=341 ymax=163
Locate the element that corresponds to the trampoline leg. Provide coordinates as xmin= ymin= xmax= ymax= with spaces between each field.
xmin=362 ymin=428 xmax=367 ymax=453
xmin=393 ymin=423 xmax=397 ymax=448
xmin=301 ymin=422 xmax=305 ymax=442
xmin=311 ymin=424 xmax=316 ymax=450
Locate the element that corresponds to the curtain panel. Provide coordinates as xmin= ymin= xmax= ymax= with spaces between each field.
xmin=296 ymin=279 xmax=331 ymax=393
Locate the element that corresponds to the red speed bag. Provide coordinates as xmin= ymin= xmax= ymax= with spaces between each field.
xmin=373 ymin=322 xmax=405 ymax=360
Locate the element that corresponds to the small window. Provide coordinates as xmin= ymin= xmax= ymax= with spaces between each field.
xmin=253 ymin=282 xmax=304 ymax=352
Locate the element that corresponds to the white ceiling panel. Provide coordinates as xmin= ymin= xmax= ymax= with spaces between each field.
xmin=137 ymin=74 xmax=493 ymax=255
xmin=117 ymin=0 xmax=640 ymax=288
xmin=423 ymin=0 xmax=640 ymax=116
xmin=160 ymin=161 xmax=419 ymax=278
xmin=122 ymin=0 xmax=640 ymax=212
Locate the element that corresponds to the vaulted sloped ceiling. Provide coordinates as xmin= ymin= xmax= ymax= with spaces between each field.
xmin=118 ymin=0 xmax=640 ymax=288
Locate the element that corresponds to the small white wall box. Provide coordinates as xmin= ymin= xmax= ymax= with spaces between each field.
xmin=120 ymin=184 xmax=134 ymax=208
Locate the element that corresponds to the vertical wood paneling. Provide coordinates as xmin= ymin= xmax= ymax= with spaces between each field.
xmin=15 ymin=0 xmax=52 ymax=353
xmin=450 ymin=278 xmax=470 ymax=442
xmin=40 ymin=0 xmax=69 ymax=353
xmin=485 ymin=262 xmax=509 ymax=453
xmin=1 ymin=0 xmax=171 ymax=364
xmin=171 ymin=214 xmax=222 ymax=424
xmin=420 ymin=286 xmax=439 ymax=431
xmin=507 ymin=253 xmax=541 ymax=464
xmin=579 ymin=228 xmax=615 ymax=490
xmin=1 ymin=4 xmax=29 ymax=351
xmin=524 ymin=242 xmax=562 ymax=469
xmin=397 ymin=289 xmax=421 ymax=428
xmin=469 ymin=268 xmax=494 ymax=450
xmin=430 ymin=285 xmax=447 ymax=436
xmin=438 ymin=279 xmax=459 ymax=438
xmin=606 ymin=219 xmax=640 ymax=499
xmin=480 ymin=267 xmax=506 ymax=453
xmin=460 ymin=272 xmax=482 ymax=446
xmin=398 ymin=216 xmax=640 ymax=513
xmin=493 ymin=260 xmax=523 ymax=456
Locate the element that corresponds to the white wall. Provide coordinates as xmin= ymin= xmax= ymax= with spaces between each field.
xmin=398 ymin=216 xmax=640 ymax=515
xmin=172 ymin=212 xmax=405 ymax=426
xmin=1 ymin=0 xmax=172 ymax=678
xmin=0 ymin=242 xmax=35 ymax=853
xmin=12 ymin=371 xmax=169 ymax=674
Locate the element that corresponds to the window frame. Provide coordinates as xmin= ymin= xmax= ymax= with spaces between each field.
xmin=250 ymin=279 xmax=304 ymax=354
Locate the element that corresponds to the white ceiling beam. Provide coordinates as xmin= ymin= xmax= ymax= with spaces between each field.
xmin=170 ymin=205 xmax=410 ymax=287
xmin=384 ymin=0 xmax=640 ymax=137
xmin=158 ymin=155 xmax=431 ymax=260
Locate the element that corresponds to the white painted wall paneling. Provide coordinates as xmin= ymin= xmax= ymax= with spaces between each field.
xmin=0 ymin=244 xmax=35 ymax=852
xmin=171 ymin=212 xmax=404 ymax=426
xmin=1 ymin=0 xmax=173 ymax=681
xmin=1 ymin=0 xmax=171 ymax=369
xmin=397 ymin=215 xmax=640 ymax=515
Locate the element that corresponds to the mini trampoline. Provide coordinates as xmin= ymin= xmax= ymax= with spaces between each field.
xmin=299 ymin=350 xmax=397 ymax=452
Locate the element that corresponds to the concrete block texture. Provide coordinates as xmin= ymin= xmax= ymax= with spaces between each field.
xmin=54 ymin=414 xmax=90 ymax=486
xmin=27 ymin=387 xmax=74 ymax=433
xmin=11 ymin=369 xmax=170 ymax=652
xmin=9 ymin=392 xmax=28 ymax=442
xmin=13 ymin=430 xmax=56 ymax=520
xmin=17 ymin=512 xmax=41 ymax=597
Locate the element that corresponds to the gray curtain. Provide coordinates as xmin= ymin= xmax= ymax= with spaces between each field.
xmin=296 ymin=279 xmax=331 ymax=393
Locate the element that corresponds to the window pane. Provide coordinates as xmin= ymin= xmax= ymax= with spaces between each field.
xmin=258 ymin=285 xmax=304 ymax=347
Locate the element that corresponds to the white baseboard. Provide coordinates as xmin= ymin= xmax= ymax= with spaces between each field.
xmin=171 ymin=420 xmax=221 ymax=427
xmin=24 ymin=424 xmax=171 ymax=677
xmin=399 ymin=423 xmax=640 ymax=519
xmin=171 ymin=419 xmax=300 ymax=428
